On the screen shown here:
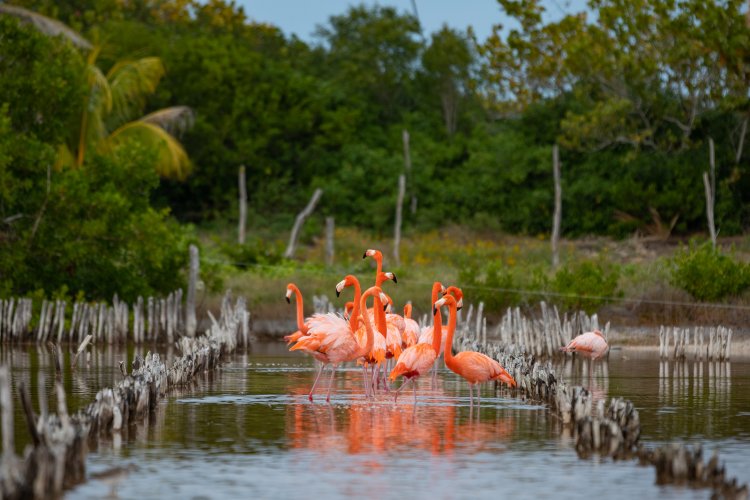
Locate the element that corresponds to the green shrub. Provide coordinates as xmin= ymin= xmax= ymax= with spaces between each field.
xmin=670 ymin=242 xmax=750 ymax=301
xmin=550 ymin=260 xmax=621 ymax=313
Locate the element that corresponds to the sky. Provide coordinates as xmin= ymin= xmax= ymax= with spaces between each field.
xmin=236 ymin=0 xmax=589 ymax=43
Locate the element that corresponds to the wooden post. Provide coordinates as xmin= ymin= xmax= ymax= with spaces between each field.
xmin=325 ymin=216 xmax=334 ymax=267
xmin=403 ymin=129 xmax=416 ymax=214
xmin=284 ymin=188 xmax=323 ymax=259
xmin=704 ymin=138 xmax=717 ymax=249
xmin=238 ymin=165 xmax=247 ymax=245
xmin=186 ymin=245 xmax=199 ymax=338
xmin=394 ymin=174 xmax=406 ymax=266
xmin=736 ymin=117 xmax=747 ymax=164
xmin=552 ymin=144 xmax=562 ymax=268
xmin=0 ymin=366 xmax=14 ymax=457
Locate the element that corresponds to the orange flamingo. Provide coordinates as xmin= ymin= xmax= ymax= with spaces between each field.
xmin=561 ymin=329 xmax=609 ymax=382
xmin=291 ymin=286 xmax=386 ymax=402
xmin=389 ymin=282 xmax=446 ymax=405
xmin=401 ymin=303 xmax=420 ymax=349
xmin=283 ymin=283 xmax=310 ymax=344
xmin=437 ymin=294 xmax=516 ymax=406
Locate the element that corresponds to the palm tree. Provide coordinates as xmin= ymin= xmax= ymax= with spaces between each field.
xmin=1 ymin=4 xmax=193 ymax=180
xmin=73 ymin=47 xmax=194 ymax=179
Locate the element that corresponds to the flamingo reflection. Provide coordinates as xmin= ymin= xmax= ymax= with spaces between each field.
xmin=286 ymin=383 xmax=515 ymax=457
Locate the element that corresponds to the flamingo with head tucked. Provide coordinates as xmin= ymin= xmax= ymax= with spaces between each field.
xmin=437 ymin=294 xmax=516 ymax=407
xmin=561 ymin=330 xmax=609 ymax=383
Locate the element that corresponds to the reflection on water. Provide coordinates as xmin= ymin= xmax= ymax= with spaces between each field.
xmin=1 ymin=343 xmax=748 ymax=498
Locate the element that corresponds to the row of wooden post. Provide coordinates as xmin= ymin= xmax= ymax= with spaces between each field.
xmin=658 ymin=325 xmax=732 ymax=361
xmin=0 ymin=290 xmax=248 ymax=499
xmin=461 ymin=336 xmax=746 ymax=497
xmin=0 ymin=244 xmax=202 ymax=345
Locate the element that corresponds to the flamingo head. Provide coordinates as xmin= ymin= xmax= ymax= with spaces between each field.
xmin=433 ymin=294 xmax=456 ymax=316
xmin=285 ymin=284 xmax=295 ymax=304
xmin=444 ymin=286 xmax=464 ymax=310
xmin=378 ymin=271 xmax=397 ymax=284
xmin=335 ymin=275 xmax=357 ymax=297
xmin=363 ymin=248 xmax=381 ymax=259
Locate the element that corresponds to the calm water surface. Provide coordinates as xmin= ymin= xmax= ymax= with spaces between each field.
xmin=1 ymin=343 xmax=749 ymax=499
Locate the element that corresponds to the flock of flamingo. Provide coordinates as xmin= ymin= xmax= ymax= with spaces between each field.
xmin=284 ymin=248 xmax=609 ymax=406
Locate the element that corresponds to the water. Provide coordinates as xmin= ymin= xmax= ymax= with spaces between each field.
xmin=1 ymin=343 xmax=749 ymax=498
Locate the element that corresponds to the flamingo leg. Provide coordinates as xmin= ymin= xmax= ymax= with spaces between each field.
xmin=412 ymin=377 xmax=418 ymax=408
xmin=476 ymin=384 xmax=481 ymax=408
xmin=325 ymin=364 xmax=337 ymax=403
xmin=372 ymin=363 xmax=380 ymax=392
xmin=394 ymin=377 xmax=413 ymax=403
xmin=309 ymin=363 xmax=326 ymax=402
xmin=362 ymin=364 xmax=370 ymax=398
xmin=468 ymin=383 xmax=474 ymax=407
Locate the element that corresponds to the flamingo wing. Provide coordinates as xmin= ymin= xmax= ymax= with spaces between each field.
xmin=402 ymin=318 xmax=420 ymax=348
xmin=452 ymin=351 xmax=516 ymax=386
xmin=390 ymin=343 xmax=437 ymax=380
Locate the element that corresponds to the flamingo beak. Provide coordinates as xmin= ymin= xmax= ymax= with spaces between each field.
xmin=391 ymin=273 xmax=398 ymax=284
xmin=363 ymin=252 xmax=367 ymax=259
xmin=457 ymin=298 xmax=463 ymax=310
xmin=440 ymin=285 xmax=447 ymax=294
xmin=286 ymin=296 xmax=290 ymax=304
xmin=285 ymin=289 xmax=292 ymax=303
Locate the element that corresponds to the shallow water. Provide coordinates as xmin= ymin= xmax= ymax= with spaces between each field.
xmin=1 ymin=343 xmax=749 ymax=498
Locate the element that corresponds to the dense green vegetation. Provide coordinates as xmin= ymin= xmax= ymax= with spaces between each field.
xmin=2 ymin=0 xmax=750 ymax=309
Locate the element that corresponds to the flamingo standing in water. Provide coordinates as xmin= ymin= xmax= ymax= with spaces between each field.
xmin=389 ymin=282 xmax=446 ymax=406
xmin=560 ymin=330 xmax=609 ymax=383
xmin=283 ymin=283 xmax=310 ymax=344
xmin=291 ymin=286 xmax=386 ymax=402
xmin=437 ymin=294 xmax=516 ymax=406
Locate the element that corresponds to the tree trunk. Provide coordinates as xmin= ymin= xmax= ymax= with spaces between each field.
xmin=394 ymin=174 xmax=406 ymax=266
xmin=551 ymin=144 xmax=562 ymax=268
xmin=325 ymin=216 xmax=334 ymax=267
xmin=238 ymin=165 xmax=247 ymax=244
xmin=284 ymin=188 xmax=323 ymax=259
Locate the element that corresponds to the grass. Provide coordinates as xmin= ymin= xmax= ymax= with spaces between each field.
xmin=199 ymin=223 xmax=750 ymax=331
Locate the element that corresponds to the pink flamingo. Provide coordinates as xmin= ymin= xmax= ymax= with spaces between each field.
xmin=389 ymin=282 xmax=446 ymax=406
xmin=437 ymin=294 xmax=516 ymax=406
xmin=291 ymin=286 xmax=385 ymax=402
xmin=560 ymin=330 xmax=609 ymax=382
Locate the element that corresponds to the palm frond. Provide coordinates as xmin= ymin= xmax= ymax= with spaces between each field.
xmin=109 ymin=121 xmax=192 ymax=180
xmin=0 ymin=4 xmax=92 ymax=49
xmin=140 ymin=106 xmax=194 ymax=137
xmin=77 ymin=52 xmax=112 ymax=165
xmin=106 ymin=57 xmax=165 ymax=128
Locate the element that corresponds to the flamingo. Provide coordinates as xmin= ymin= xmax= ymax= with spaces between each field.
xmin=283 ymin=283 xmax=310 ymax=344
xmin=437 ymin=294 xmax=516 ymax=406
xmin=401 ymin=303 xmax=420 ymax=349
xmin=336 ymin=275 xmax=386 ymax=397
xmin=291 ymin=286 xmax=386 ymax=402
xmin=560 ymin=330 xmax=609 ymax=383
xmin=389 ymin=282 xmax=446 ymax=406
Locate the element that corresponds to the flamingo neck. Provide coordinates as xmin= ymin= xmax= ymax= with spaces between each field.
xmin=359 ymin=290 xmax=376 ymax=356
xmin=292 ymin=286 xmax=308 ymax=334
xmin=349 ymin=279 xmax=362 ymax=332
xmin=404 ymin=303 xmax=412 ymax=319
xmin=431 ymin=304 xmax=443 ymax=355
xmin=375 ymin=296 xmax=387 ymax=337
xmin=373 ymin=253 xmax=383 ymax=285
xmin=443 ymin=301 xmax=457 ymax=368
